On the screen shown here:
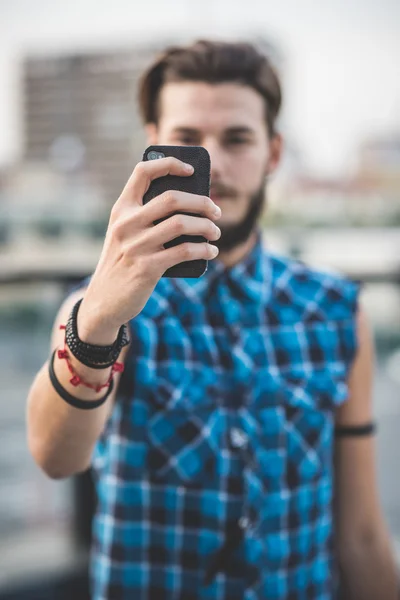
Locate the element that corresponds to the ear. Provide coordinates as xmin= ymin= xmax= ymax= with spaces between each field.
xmin=266 ymin=133 xmax=283 ymax=176
xmin=145 ymin=123 xmax=158 ymax=145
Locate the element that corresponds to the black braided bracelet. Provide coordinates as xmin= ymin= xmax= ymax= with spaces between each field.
xmin=49 ymin=348 xmax=114 ymax=409
xmin=65 ymin=298 xmax=130 ymax=369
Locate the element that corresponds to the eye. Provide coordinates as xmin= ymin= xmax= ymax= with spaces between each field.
xmin=225 ymin=136 xmax=250 ymax=146
xmin=173 ymin=133 xmax=199 ymax=145
xmin=179 ymin=136 xmax=197 ymax=145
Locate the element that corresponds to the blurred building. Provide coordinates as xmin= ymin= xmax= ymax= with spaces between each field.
xmin=1 ymin=45 xmax=162 ymax=258
xmin=23 ymin=48 xmax=156 ymax=205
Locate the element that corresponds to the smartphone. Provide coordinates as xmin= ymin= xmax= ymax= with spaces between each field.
xmin=142 ymin=145 xmax=211 ymax=278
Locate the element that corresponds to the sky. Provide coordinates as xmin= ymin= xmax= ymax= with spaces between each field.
xmin=0 ymin=0 xmax=399 ymax=177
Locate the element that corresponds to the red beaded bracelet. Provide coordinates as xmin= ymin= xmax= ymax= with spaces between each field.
xmin=57 ymin=324 xmax=124 ymax=393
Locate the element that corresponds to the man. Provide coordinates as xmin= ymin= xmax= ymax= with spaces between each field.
xmin=27 ymin=40 xmax=398 ymax=599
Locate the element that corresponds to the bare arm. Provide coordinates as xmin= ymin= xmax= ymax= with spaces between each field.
xmin=26 ymin=156 xmax=221 ymax=481
xmin=335 ymin=306 xmax=398 ymax=599
xmin=26 ymin=287 xmax=130 ymax=480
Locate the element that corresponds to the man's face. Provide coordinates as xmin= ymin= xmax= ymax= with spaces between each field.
xmin=147 ymin=81 xmax=281 ymax=251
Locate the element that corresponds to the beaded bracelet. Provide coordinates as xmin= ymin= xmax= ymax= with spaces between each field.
xmin=57 ymin=345 xmax=124 ymax=392
xmin=64 ymin=298 xmax=130 ymax=369
xmin=49 ymin=348 xmax=114 ymax=410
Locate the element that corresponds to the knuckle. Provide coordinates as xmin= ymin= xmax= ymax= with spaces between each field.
xmin=109 ymin=200 xmax=130 ymax=225
xmin=134 ymin=161 xmax=146 ymax=176
xmin=208 ymin=243 xmax=218 ymax=257
xmin=202 ymin=195 xmax=211 ymax=210
xmin=167 ymin=156 xmax=179 ymax=167
xmin=162 ymin=190 xmax=177 ymax=209
xmin=170 ymin=214 xmax=185 ymax=234
xmin=207 ymin=221 xmax=218 ymax=238
xmin=209 ymin=201 xmax=218 ymax=217
xmin=109 ymin=219 xmax=125 ymax=243
xmin=178 ymin=243 xmax=193 ymax=260
xmin=133 ymin=162 xmax=150 ymax=189
xmin=109 ymin=203 xmax=120 ymax=224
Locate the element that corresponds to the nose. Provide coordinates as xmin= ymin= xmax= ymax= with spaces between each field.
xmin=202 ymin=138 xmax=225 ymax=182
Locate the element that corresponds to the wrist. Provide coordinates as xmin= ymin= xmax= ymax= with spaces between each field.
xmin=66 ymin=350 xmax=114 ymax=382
xmin=77 ymin=301 xmax=121 ymax=346
xmin=65 ymin=297 xmax=129 ymax=369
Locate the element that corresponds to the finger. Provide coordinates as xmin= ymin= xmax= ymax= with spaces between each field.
xmin=121 ymin=157 xmax=194 ymax=205
xmin=151 ymin=214 xmax=221 ymax=247
xmin=141 ymin=190 xmax=221 ymax=227
xmin=156 ymin=241 xmax=219 ymax=273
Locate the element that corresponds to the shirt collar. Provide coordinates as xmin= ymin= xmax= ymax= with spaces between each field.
xmin=140 ymin=228 xmax=271 ymax=321
xmin=174 ymin=227 xmax=271 ymax=305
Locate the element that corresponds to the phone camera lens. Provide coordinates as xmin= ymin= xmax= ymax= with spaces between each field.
xmin=147 ymin=150 xmax=165 ymax=160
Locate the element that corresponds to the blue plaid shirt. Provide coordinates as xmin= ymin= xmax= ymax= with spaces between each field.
xmin=74 ymin=229 xmax=360 ymax=600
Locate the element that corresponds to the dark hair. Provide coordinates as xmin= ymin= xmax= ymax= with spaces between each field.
xmin=138 ymin=39 xmax=282 ymax=137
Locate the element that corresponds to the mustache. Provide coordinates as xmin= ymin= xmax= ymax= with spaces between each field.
xmin=210 ymin=182 xmax=238 ymax=198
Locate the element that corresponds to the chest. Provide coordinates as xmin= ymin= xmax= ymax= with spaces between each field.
xmin=132 ymin=311 xmax=349 ymax=418
xmin=119 ymin=313 xmax=349 ymax=489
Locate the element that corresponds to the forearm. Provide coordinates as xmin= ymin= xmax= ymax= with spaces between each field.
xmin=27 ymin=351 xmax=114 ymax=479
xmin=338 ymin=533 xmax=398 ymax=600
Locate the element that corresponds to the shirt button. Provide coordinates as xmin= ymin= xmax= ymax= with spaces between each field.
xmin=238 ymin=516 xmax=250 ymax=530
xmin=230 ymin=427 xmax=248 ymax=449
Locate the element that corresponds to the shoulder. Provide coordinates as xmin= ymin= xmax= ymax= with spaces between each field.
xmin=265 ymin=249 xmax=362 ymax=322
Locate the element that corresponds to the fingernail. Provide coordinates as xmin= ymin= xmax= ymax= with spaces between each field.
xmin=184 ymin=163 xmax=194 ymax=172
xmin=214 ymin=205 xmax=222 ymax=217
xmin=210 ymin=245 xmax=219 ymax=257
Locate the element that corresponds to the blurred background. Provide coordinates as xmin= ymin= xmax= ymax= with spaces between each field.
xmin=0 ymin=0 xmax=400 ymax=597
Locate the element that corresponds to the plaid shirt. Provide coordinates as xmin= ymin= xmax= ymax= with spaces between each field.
xmin=73 ymin=229 xmax=360 ymax=600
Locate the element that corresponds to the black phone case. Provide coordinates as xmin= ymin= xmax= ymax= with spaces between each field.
xmin=142 ymin=145 xmax=211 ymax=278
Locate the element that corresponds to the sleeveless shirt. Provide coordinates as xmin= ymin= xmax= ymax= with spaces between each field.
xmin=75 ymin=230 xmax=360 ymax=600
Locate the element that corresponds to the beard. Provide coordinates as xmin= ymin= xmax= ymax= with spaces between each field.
xmin=212 ymin=179 xmax=266 ymax=253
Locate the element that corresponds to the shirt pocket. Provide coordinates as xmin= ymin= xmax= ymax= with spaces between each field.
xmin=283 ymin=369 xmax=349 ymax=483
xmin=252 ymin=367 xmax=349 ymax=488
xmin=146 ymin=375 xmax=221 ymax=486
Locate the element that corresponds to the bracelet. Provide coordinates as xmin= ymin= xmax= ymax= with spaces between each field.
xmin=335 ymin=422 xmax=376 ymax=438
xmin=64 ymin=298 xmax=130 ymax=369
xmin=57 ymin=346 xmax=124 ymax=392
xmin=49 ymin=348 xmax=114 ymax=409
